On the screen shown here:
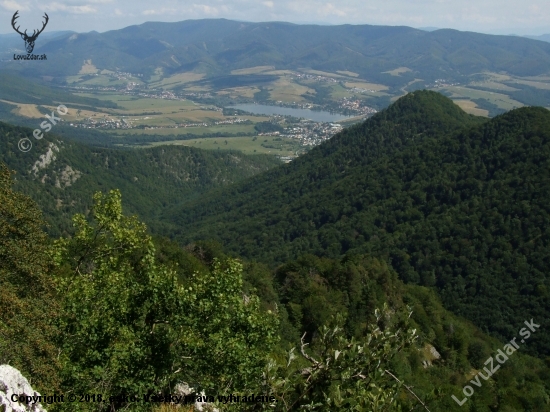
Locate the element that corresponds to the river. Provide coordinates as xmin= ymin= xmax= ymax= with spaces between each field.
xmin=228 ymin=104 xmax=353 ymax=123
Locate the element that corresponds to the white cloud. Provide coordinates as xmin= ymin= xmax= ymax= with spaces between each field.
xmin=142 ymin=7 xmax=176 ymax=15
xmin=192 ymin=4 xmax=221 ymax=16
xmin=45 ymin=2 xmax=97 ymax=13
xmin=317 ymin=3 xmax=347 ymax=17
xmin=1 ymin=0 xmax=30 ymax=11
xmin=1 ymin=0 xmax=548 ymax=35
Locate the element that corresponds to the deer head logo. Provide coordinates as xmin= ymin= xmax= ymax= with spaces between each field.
xmin=11 ymin=11 xmax=49 ymax=54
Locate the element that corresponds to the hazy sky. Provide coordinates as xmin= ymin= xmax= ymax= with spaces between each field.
xmin=1 ymin=0 xmax=549 ymax=35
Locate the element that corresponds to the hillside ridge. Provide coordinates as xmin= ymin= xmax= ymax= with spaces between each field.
xmin=162 ymin=91 xmax=550 ymax=356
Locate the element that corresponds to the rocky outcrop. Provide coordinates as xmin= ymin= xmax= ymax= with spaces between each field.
xmin=174 ymin=382 xmax=218 ymax=411
xmin=421 ymin=344 xmax=441 ymax=368
xmin=31 ymin=143 xmax=59 ymax=176
xmin=55 ymin=165 xmax=82 ymax=188
xmin=0 ymin=365 xmax=47 ymax=412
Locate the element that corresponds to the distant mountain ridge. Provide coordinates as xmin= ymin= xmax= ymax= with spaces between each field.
xmin=524 ymin=34 xmax=550 ymax=43
xmin=3 ymin=19 xmax=550 ymax=87
xmin=0 ymin=31 xmax=76 ymax=55
xmin=417 ymin=27 xmax=441 ymax=32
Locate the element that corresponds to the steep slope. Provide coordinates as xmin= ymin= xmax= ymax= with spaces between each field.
xmin=160 ymin=237 xmax=550 ymax=410
xmin=0 ymin=121 xmax=281 ymax=237
xmin=166 ymin=90 xmax=486 ymax=255
xmin=262 ymin=252 xmax=550 ymax=411
xmin=164 ymin=91 xmax=550 ymax=356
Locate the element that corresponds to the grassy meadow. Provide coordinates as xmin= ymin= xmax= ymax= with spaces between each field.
xmin=137 ymin=135 xmax=302 ymax=156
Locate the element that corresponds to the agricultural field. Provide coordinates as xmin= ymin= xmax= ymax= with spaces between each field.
xmin=442 ymin=85 xmax=524 ymax=111
xmin=113 ymin=123 xmax=257 ymax=136
xmin=268 ymin=78 xmax=314 ymax=102
xmin=149 ymin=72 xmax=206 ymax=89
xmin=263 ymin=70 xmax=295 ymax=76
xmin=469 ymin=72 xmax=550 ymax=92
xmin=90 ymin=94 xmax=194 ymax=110
xmin=0 ymin=100 xmax=44 ymax=118
xmin=344 ymin=81 xmax=389 ymax=92
xmin=337 ymin=70 xmax=360 ymax=77
xmin=301 ymin=69 xmax=348 ymax=78
xmin=5 ymin=65 xmax=550 ymax=159
xmin=230 ymin=66 xmax=275 ymax=75
xmin=216 ymin=86 xmax=260 ymax=99
xmin=451 ymin=99 xmax=489 ymax=117
xmin=141 ymin=135 xmax=302 ymax=156
xmin=468 ymin=80 xmax=520 ymax=92
xmin=328 ymin=83 xmax=354 ymax=99
xmin=75 ymin=75 xmax=135 ymax=87
xmin=71 ymin=93 xmax=228 ymax=124
xmin=383 ymin=67 xmax=412 ymax=76
xmin=509 ymin=79 xmax=550 ymax=90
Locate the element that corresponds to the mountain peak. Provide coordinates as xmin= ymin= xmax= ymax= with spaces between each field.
xmin=386 ymin=90 xmax=475 ymax=122
xmin=360 ymin=90 xmax=486 ymax=137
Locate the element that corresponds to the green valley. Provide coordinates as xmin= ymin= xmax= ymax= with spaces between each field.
xmin=4 ymin=20 xmax=550 ymax=161
xmin=0 ymin=121 xmax=281 ymax=237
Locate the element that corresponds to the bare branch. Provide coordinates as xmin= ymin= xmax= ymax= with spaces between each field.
xmin=300 ymin=332 xmax=320 ymax=365
xmin=384 ymin=370 xmax=431 ymax=412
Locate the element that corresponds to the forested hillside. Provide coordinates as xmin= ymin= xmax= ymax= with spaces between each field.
xmin=7 ymin=19 xmax=550 ymax=86
xmin=2 ymin=91 xmax=549 ymax=410
xmin=165 ymin=91 xmax=550 ymax=356
xmin=2 ymin=166 xmax=549 ymax=411
xmin=0 ymin=122 xmax=281 ymax=236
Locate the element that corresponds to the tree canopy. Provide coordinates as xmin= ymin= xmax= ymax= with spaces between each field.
xmin=165 ymin=91 xmax=550 ymax=356
xmin=0 ymin=164 xmax=60 ymax=392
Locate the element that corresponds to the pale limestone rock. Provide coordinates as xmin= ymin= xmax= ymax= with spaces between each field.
xmin=31 ymin=143 xmax=59 ymax=176
xmin=0 ymin=365 xmax=47 ymax=412
xmin=421 ymin=344 xmax=441 ymax=368
xmin=174 ymin=382 xmax=218 ymax=411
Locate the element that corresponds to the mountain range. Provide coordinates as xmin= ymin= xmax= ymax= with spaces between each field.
xmin=417 ymin=27 xmax=550 ymax=40
xmin=524 ymin=34 xmax=550 ymax=43
xmin=3 ymin=19 xmax=550 ymax=88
